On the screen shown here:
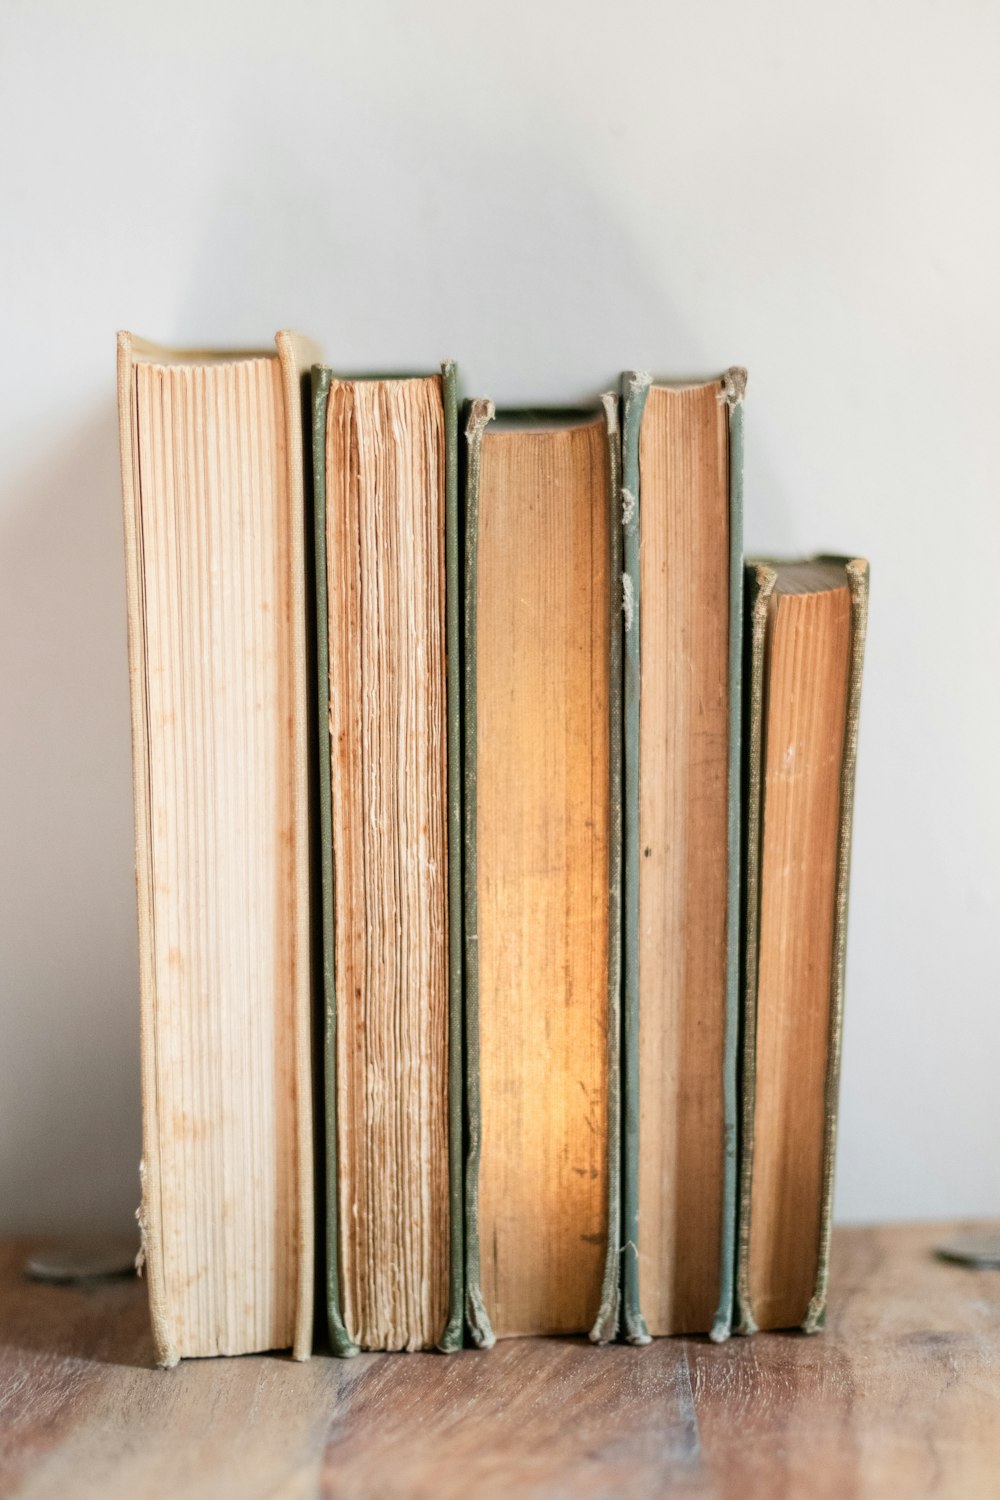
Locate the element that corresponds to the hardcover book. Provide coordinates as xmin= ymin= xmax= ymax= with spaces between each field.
xmin=463 ymin=398 xmax=622 ymax=1346
xmin=620 ymin=369 xmax=746 ymax=1344
xmin=312 ymin=364 xmax=463 ymax=1354
xmin=117 ymin=331 xmax=317 ymax=1364
xmin=736 ymin=556 xmax=869 ymax=1333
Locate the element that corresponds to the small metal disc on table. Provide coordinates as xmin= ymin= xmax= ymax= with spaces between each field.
xmin=24 ymin=1236 xmax=139 ymax=1283
xmin=935 ymin=1233 xmax=1000 ymax=1270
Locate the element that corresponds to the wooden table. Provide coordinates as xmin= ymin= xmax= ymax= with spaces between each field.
xmin=1 ymin=1222 xmax=998 ymax=1498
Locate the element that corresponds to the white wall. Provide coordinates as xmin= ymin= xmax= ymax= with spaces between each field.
xmin=2 ymin=0 xmax=998 ymax=1234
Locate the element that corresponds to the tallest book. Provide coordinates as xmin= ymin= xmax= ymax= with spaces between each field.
xmin=117 ymin=332 xmax=317 ymax=1365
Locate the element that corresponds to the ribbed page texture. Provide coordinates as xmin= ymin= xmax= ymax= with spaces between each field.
xmin=132 ymin=357 xmax=300 ymax=1357
xmin=325 ymin=378 xmax=450 ymax=1351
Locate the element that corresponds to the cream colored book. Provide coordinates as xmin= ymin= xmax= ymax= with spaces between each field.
xmin=117 ymin=331 xmax=317 ymax=1364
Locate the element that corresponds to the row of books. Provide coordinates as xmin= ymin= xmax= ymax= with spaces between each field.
xmin=117 ymin=331 xmax=868 ymax=1365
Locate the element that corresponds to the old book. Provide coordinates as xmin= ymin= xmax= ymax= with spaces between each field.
xmin=116 ymin=331 xmax=317 ymax=1364
xmin=313 ymin=365 xmax=463 ymax=1355
xmin=620 ymin=370 xmax=746 ymax=1344
xmin=736 ymin=557 xmax=869 ymax=1334
xmin=464 ymin=399 xmax=622 ymax=1346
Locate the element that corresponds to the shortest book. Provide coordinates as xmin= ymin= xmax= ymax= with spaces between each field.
xmin=736 ymin=557 xmax=869 ymax=1334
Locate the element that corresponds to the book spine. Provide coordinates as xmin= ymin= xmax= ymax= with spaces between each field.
xmin=803 ymin=558 xmax=870 ymax=1333
xmin=734 ymin=561 xmax=777 ymax=1336
xmin=312 ymin=365 xmax=360 ymax=1358
xmin=117 ymin=332 xmax=177 ymax=1370
xmin=439 ymin=360 xmax=465 ymax=1353
xmin=462 ymin=398 xmax=497 ymax=1349
xmin=712 ymin=367 xmax=748 ymax=1345
xmin=619 ymin=371 xmax=652 ymax=1346
xmin=590 ymin=393 xmax=624 ymax=1345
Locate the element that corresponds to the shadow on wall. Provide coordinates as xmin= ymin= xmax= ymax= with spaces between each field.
xmin=165 ymin=86 xmax=783 ymax=442
xmin=0 ymin=409 xmax=141 ymax=1236
xmin=166 ymin=91 xmax=792 ymax=539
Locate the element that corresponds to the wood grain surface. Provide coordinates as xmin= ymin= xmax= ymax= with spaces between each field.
xmin=1 ymin=1223 xmax=998 ymax=1499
